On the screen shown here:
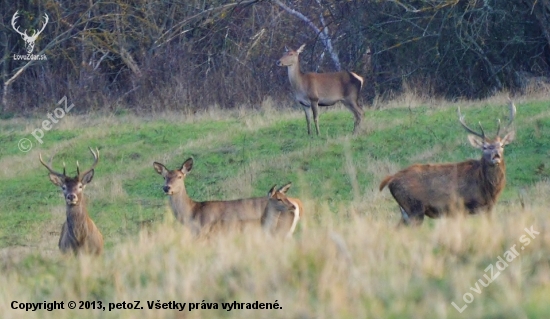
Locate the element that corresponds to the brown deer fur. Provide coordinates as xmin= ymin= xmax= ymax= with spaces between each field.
xmin=261 ymin=183 xmax=304 ymax=238
xmin=154 ymin=158 xmax=269 ymax=235
xmin=380 ymin=102 xmax=516 ymax=226
xmin=276 ymin=44 xmax=364 ymax=135
xmin=40 ymin=147 xmax=103 ymax=255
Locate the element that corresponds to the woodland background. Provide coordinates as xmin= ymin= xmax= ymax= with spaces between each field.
xmin=1 ymin=0 xmax=550 ymax=115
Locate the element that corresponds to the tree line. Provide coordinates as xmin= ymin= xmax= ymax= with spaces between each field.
xmin=1 ymin=0 xmax=549 ymax=114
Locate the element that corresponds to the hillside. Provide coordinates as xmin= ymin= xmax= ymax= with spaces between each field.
xmin=0 ymin=97 xmax=549 ymax=318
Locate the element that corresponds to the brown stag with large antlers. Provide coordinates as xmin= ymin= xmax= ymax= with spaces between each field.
xmin=380 ymin=101 xmax=516 ymax=226
xmin=40 ymin=147 xmax=103 ymax=254
xmin=276 ymin=44 xmax=364 ymax=135
xmin=261 ymin=182 xmax=304 ymax=238
xmin=154 ymin=158 xmax=268 ymax=235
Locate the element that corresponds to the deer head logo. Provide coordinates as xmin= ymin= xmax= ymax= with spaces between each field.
xmin=11 ymin=11 xmax=49 ymax=54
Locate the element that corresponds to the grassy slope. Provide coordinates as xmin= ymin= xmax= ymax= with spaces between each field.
xmin=0 ymin=99 xmax=549 ymax=318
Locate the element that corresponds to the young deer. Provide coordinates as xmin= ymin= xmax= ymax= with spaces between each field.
xmin=276 ymin=44 xmax=364 ymax=135
xmin=39 ymin=147 xmax=103 ymax=255
xmin=261 ymin=182 xmax=304 ymax=238
xmin=153 ymin=158 xmax=268 ymax=235
xmin=380 ymin=101 xmax=516 ymax=226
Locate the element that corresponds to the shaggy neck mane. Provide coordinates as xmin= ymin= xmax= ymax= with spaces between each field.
xmin=65 ymin=196 xmax=89 ymax=241
xmin=480 ymin=158 xmax=506 ymax=200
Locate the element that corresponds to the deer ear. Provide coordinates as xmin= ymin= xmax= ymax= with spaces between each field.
xmin=284 ymin=46 xmax=289 ymax=52
xmin=49 ymin=174 xmax=64 ymax=187
xmin=467 ymin=135 xmax=484 ymax=149
xmin=297 ymin=44 xmax=305 ymax=54
xmin=181 ymin=158 xmax=193 ymax=174
xmin=278 ymin=182 xmax=292 ymax=194
xmin=267 ymin=184 xmax=277 ymax=197
xmin=153 ymin=162 xmax=168 ymax=177
xmin=501 ymin=131 xmax=515 ymax=145
xmin=81 ymin=169 xmax=94 ymax=185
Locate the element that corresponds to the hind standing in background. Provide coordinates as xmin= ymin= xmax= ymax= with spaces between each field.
xmin=276 ymin=44 xmax=364 ymax=135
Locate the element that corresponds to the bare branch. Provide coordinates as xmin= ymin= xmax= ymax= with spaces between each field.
xmin=273 ymin=0 xmax=341 ymax=70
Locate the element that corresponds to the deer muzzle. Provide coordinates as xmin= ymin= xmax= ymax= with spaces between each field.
xmin=491 ymin=152 xmax=502 ymax=165
xmin=66 ymin=193 xmax=78 ymax=205
xmin=162 ymin=185 xmax=173 ymax=195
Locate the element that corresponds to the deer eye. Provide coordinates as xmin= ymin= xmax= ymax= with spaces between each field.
xmin=62 ymin=185 xmax=67 ymax=190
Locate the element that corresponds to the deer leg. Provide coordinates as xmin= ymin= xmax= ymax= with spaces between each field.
xmin=311 ymin=100 xmax=321 ymax=136
xmin=302 ymin=105 xmax=312 ymax=135
xmin=400 ymin=206 xmax=411 ymax=225
xmin=344 ymin=100 xmax=364 ymax=134
xmin=403 ymin=199 xmax=425 ymax=226
xmin=409 ymin=213 xmax=425 ymax=226
xmin=397 ymin=206 xmax=425 ymax=226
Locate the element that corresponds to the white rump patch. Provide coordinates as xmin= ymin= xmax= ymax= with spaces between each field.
xmin=286 ymin=199 xmax=301 ymax=238
xmin=350 ymin=71 xmax=364 ymax=89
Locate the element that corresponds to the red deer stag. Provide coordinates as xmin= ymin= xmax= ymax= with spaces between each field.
xmin=39 ymin=147 xmax=103 ymax=255
xmin=276 ymin=44 xmax=364 ymax=135
xmin=261 ymin=182 xmax=304 ymax=238
xmin=154 ymin=158 xmax=269 ymax=235
xmin=379 ymin=101 xmax=516 ymax=226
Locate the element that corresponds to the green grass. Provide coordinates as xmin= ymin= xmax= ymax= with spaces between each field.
xmin=0 ymin=98 xmax=549 ymax=318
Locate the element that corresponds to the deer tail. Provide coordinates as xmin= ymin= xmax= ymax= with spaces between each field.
xmin=379 ymin=175 xmax=394 ymax=191
xmin=349 ymin=71 xmax=364 ymax=91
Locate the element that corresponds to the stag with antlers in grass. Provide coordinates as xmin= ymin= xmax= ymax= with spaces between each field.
xmin=40 ymin=147 xmax=103 ymax=255
xmin=380 ymin=101 xmax=516 ymax=226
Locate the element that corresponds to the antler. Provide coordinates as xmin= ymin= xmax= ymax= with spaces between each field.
xmin=457 ymin=107 xmax=485 ymax=139
xmin=496 ymin=99 xmax=517 ymax=137
xmin=11 ymin=11 xmax=48 ymax=39
xmin=78 ymin=147 xmax=100 ymax=178
xmin=39 ymin=153 xmax=65 ymax=177
xmin=31 ymin=13 xmax=49 ymax=38
xmin=11 ymin=11 xmax=27 ymax=37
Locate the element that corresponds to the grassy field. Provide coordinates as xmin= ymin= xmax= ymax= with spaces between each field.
xmin=0 ymin=96 xmax=549 ymax=318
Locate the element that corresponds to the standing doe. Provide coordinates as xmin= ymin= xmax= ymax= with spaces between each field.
xmin=276 ymin=44 xmax=364 ymax=135
xmin=379 ymin=102 xmax=516 ymax=226
xmin=154 ymin=158 xmax=268 ymax=235
xmin=40 ymin=147 xmax=103 ymax=255
xmin=261 ymin=182 xmax=304 ymax=238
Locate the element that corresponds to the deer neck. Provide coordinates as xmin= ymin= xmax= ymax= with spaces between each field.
xmin=481 ymin=158 xmax=506 ymax=196
xmin=287 ymin=61 xmax=305 ymax=91
xmin=65 ymin=197 xmax=90 ymax=240
xmin=169 ymin=183 xmax=196 ymax=224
